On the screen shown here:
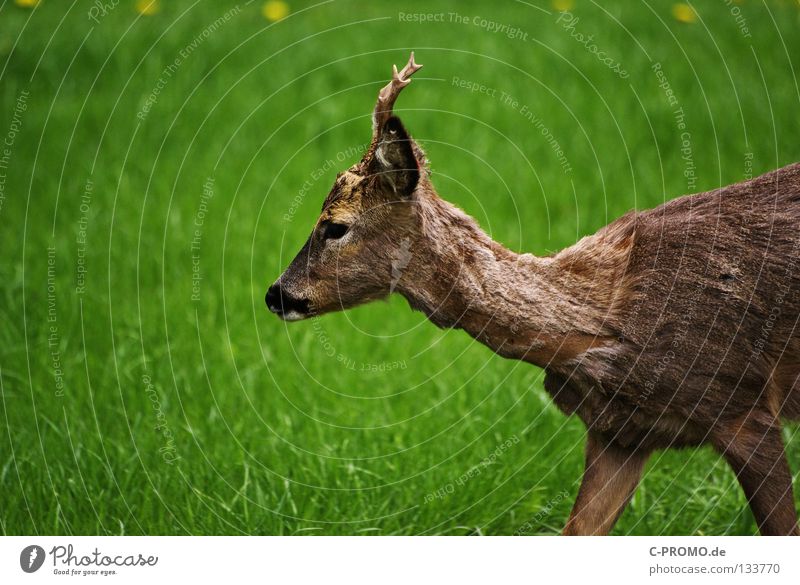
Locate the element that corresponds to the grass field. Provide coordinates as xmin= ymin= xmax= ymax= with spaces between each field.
xmin=1 ymin=0 xmax=800 ymax=535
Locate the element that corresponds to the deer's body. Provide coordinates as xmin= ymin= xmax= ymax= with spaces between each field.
xmin=543 ymin=163 xmax=800 ymax=449
xmin=267 ymin=55 xmax=800 ymax=535
xmin=403 ymin=162 xmax=800 ymax=446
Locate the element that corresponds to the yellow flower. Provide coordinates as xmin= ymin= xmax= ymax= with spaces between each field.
xmin=135 ymin=0 xmax=160 ymax=16
xmin=263 ymin=0 xmax=290 ymax=22
xmin=14 ymin=0 xmax=40 ymax=7
xmin=551 ymin=0 xmax=575 ymax=11
xmin=672 ymin=3 xmax=697 ymax=24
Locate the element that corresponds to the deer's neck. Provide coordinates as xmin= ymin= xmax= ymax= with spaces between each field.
xmin=397 ymin=195 xmax=617 ymax=368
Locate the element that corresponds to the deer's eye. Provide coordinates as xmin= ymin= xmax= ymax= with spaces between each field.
xmin=322 ymin=222 xmax=349 ymax=240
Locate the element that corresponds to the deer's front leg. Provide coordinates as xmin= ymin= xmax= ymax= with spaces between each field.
xmin=563 ymin=431 xmax=650 ymax=535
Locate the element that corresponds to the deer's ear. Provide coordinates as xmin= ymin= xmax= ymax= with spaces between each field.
xmin=369 ymin=116 xmax=419 ymax=197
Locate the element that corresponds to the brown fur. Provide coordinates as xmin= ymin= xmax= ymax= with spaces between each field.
xmin=268 ymin=72 xmax=800 ymax=535
xmin=563 ymin=432 xmax=649 ymax=535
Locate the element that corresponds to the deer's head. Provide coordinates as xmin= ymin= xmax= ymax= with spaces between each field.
xmin=267 ymin=53 xmax=428 ymax=321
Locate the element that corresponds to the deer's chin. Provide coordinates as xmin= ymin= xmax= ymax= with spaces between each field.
xmin=278 ymin=309 xmax=310 ymax=322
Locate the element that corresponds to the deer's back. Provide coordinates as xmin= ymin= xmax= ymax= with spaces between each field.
xmin=549 ymin=162 xmax=800 ymax=449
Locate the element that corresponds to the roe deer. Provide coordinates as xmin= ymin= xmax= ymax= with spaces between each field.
xmin=266 ymin=53 xmax=800 ymax=535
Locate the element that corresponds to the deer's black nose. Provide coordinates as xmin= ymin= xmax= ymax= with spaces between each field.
xmin=265 ymin=283 xmax=282 ymax=313
xmin=265 ymin=282 xmax=310 ymax=319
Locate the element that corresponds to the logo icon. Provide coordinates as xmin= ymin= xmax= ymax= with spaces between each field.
xmin=20 ymin=545 xmax=45 ymax=573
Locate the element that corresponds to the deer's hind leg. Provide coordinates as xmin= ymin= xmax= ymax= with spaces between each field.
xmin=563 ymin=431 xmax=651 ymax=535
xmin=712 ymin=413 xmax=798 ymax=535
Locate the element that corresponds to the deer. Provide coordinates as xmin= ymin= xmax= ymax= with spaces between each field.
xmin=266 ymin=53 xmax=800 ymax=535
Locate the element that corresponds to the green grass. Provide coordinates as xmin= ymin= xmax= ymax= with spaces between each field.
xmin=1 ymin=0 xmax=799 ymax=535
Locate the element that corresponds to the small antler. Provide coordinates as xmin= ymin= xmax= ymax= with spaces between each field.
xmin=372 ymin=52 xmax=423 ymax=133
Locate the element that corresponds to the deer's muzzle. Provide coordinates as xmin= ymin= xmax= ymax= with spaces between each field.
xmin=265 ymin=282 xmax=310 ymax=321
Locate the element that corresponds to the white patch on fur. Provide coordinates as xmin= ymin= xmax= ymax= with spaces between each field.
xmin=375 ymin=145 xmax=397 ymax=193
xmin=280 ymin=310 xmax=308 ymax=322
